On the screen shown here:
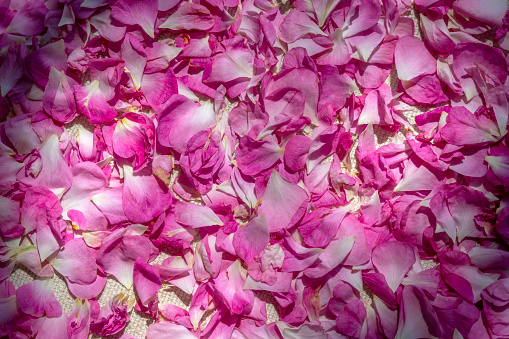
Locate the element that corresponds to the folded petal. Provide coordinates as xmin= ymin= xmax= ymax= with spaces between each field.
xmin=43 ymin=67 xmax=77 ymax=123
xmin=75 ymin=81 xmax=117 ymax=124
xmin=133 ymin=257 xmax=161 ymax=305
xmin=158 ymin=95 xmax=216 ymax=154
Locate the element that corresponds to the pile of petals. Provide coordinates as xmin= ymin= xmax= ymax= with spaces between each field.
xmin=1 ymin=0 xmax=509 ymax=338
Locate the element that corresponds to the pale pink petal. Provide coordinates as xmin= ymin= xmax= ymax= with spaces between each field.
xmin=146 ymin=322 xmax=197 ymax=339
xmin=60 ymin=162 xmax=109 ymax=231
xmin=159 ymin=3 xmax=214 ymax=31
xmin=257 ymin=170 xmax=308 ymax=232
xmin=16 ymin=279 xmax=62 ymax=318
xmin=372 ymin=241 xmax=415 ymax=292
xmin=453 ymin=0 xmax=508 ymax=25
xmin=233 ymin=214 xmax=269 ymax=263
xmin=122 ymin=165 xmax=172 ymax=224
xmin=52 ymin=238 xmax=97 ymax=285
xmin=395 ymin=36 xmax=436 ymax=81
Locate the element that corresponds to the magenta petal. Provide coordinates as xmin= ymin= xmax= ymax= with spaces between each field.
xmin=336 ymin=300 xmax=366 ymax=338
xmin=122 ymin=165 xmax=172 ymax=223
xmin=258 ymin=170 xmax=308 ymax=232
xmin=304 ymin=236 xmax=355 ymax=278
xmin=112 ymin=113 xmax=155 ymax=171
xmin=67 ymin=299 xmax=91 ymax=339
xmin=75 ymin=81 xmax=117 ymax=124
xmin=4 ymin=0 xmax=48 ymax=37
xmin=298 ymin=206 xmax=349 ymax=248
xmin=440 ymin=107 xmax=500 ymax=146
xmin=395 ymin=286 xmax=438 ymax=339
xmin=395 ymin=36 xmax=436 ymax=81
xmin=159 ymin=3 xmax=214 ymax=31
xmin=236 ymin=137 xmax=284 ymax=175
xmin=111 ymin=0 xmax=157 ymax=38
xmin=0 ymin=196 xmax=21 ymax=238
xmin=97 ymin=228 xmax=153 ymax=288
xmin=372 ymin=241 xmax=415 ymax=292
xmin=90 ymin=294 xmax=134 ymax=336
xmin=284 ymin=135 xmax=312 ymax=173
xmin=91 ymin=187 xmax=128 ymax=225
xmin=0 ymin=43 xmax=27 ymax=97
xmin=279 ymin=9 xmax=326 ymax=43
xmin=233 ymin=214 xmax=269 ymax=263
xmin=133 ymin=258 xmax=161 ymax=305
xmin=52 ymin=238 xmax=97 ymax=284
xmin=42 ymin=67 xmax=77 ymax=123
xmin=33 ymin=313 xmax=68 ymax=339
xmin=157 ymin=95 xmax=216 ymax=154
xmin=213 ymin=259 xmax=254 ymax=315
xmin=89 ymin=9 xmax=127 ymax=42
xmin=25 ymin=40 xmax=67 ymax=87
xmin=16 ymin=280 xmax=62 ymax=318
